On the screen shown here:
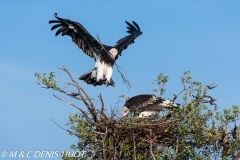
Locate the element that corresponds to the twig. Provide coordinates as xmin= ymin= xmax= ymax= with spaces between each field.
xmin=173 ymin=137 xmax=179 ymax=159
xmin=92 ymin=130 xmax=106 ymax=135
xmin=115 ymin=62 xmax=131 ymax=89
xmin=207 ymin=83 xmax=217 ymax=89
xmin=133 ymin=134 xmax=136 ymax=160
xmin=195 ymin=83 xmax=218 ymax=109
xmin=233 ymin=152 xmax=240 ymax=160
xmin=118 ymin=140 xmax=125 ymax=158
xmin=53 ymin=94 xmax=103 ymax=129
xmin=102 ymin=127 xmax=108 ymax=160
xmin=98 ymin=93 xmax=109 ymax=120
xmin=49 ymin=118 xmax=78 ymax=137
xmin=58 ymin=66 xmax=98 ymax=122
xmin=172 ymin=82 xmax=186 ymax=102
xmin=201 ymin=83 xmax=217 ymax=99
xmin=149 ymin=129 xmax=156 ymax=160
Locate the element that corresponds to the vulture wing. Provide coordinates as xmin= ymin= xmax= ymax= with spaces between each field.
xmin=49 ymin=13 xmax=102 ymax=58
xmin=115 ymin=21 xmax=142 ymax=57
xmin=125 ymin=94 xmax=156 ymax=110
xmin=140 ymin=99 xmax=171 ymax=112
xmin=125 ymin=94 xmax=172 ymax=112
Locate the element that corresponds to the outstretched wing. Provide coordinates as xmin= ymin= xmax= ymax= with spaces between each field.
xmin=115 ymin=21 xmax=142 ymax=56
xmin=49 ymin=13 xmax=102 ymax=58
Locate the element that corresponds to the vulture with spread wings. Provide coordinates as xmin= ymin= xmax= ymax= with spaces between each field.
xmin=49 ymin=13 xmax=142 ymax=86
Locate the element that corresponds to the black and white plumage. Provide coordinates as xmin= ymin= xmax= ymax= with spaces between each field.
xmin=49 ymin=13 xmax=142 ymax=86
xmin=121 ymin=94 xmax=177 ymax=118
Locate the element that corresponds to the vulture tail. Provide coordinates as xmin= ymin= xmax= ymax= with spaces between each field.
xmin=79 ymin=69 xmax=115 ymax=87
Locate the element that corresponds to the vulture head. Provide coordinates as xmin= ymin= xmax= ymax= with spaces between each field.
xmin=122 ymin=106 xmax=131 ymax=118
xmin=109 ymin=48 xmax=118 ymax=61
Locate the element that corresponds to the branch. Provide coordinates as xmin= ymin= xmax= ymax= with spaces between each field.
xmin=219 ymin=126 xmax=230 ymax=159
xmin=133 ymin=133 xmax=136 ymax=160
xmin=49 ymin=118 xmax=78 ymax=137
xmin=149 ymin=129 xmax=156 ymax=160
xmin=58 ymin=66 xmax=98 ymax=122
xmin=102 ymin=127 xmax=108 ymax=160
xmin=196 ymin=83 xmax=218 ymax=109
xmin=98 ymin=93 xmax=109 ymax=120
xmin=202 ymin=95 xmax=217 ymax=109
xmin=115 ymin=63 xmax=131 ymax=89
xmin=173 ymin=137 xmax=179 ymax=159
xmin=232 ymin=122 xmax=238 ymax=139
xmin=207 ymin=83 xmax=217 ymax=89
xmin=53 ymin=94 xmax=103 ymax=129
xmin=39 ymin=79 xmax=80 ymax=102
xmin=172 ymin=81 xmax=186 ymax=102
xmin=202 ymin=83 xmax=217 ymax=98
xmin=233 ymin=152 xmax=240 ymax=160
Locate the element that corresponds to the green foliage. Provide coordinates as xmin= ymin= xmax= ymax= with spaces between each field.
xmin=152 ymin=72 xmax=169 ymax=96
xmin=35 ymin=72 xmax=61 ymax=90
xmin=35 ymin=70 xmax=240 ymax=159
xmin=215 ymin=105 xmax=240 ymax=125
xmin=180 ymin=70 xmax=203 ymax=101
xmin=149 ymin=71 xmax=240 ymax=159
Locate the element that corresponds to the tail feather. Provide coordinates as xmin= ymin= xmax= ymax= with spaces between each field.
xmin=79 ymin=69 xmax=93 ymax=80
xmin=79 ymin=69 xmax=115 ymax=86
xmin=79 ymin=69 xmax=97 ymax=86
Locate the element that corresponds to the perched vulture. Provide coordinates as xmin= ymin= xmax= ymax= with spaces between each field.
xmin=121 ymin=94 xmax=177 ymax=118
xmin=49 ymin=13 xmax=142 ymax=86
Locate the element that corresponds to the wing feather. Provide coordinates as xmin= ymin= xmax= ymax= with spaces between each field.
xmin=125 ymin=95 xmax=155 ymax=110
xmin=125 ymin=94 xmax=173 ymax=112
xmin=132 ymin=21 xmax=140 ymax=31
xmin=115 ymin=21 xmax=142 ymax=56
xmin=125 ymin=21 xmax=137 ymax=31
xmin=51 ymin=24 xmax=62 ymax=30
xmin=62 ymin=28 xmax=70 ymax=36
xmin=49 ymin=13 xmax=102 ymax=58
xmin=49 ymin=20 xmax=60 ymax=23
xmin=140 ymin=99 xmax=171 ymax=112
xmin=55 ymin=27 xmax=65 ymax=36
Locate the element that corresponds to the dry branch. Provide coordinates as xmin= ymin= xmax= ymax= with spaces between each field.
xmin=37 ymin=67 xmax=239 ymax=159
xmin=49 ymin=118 xmax=78 ymax=137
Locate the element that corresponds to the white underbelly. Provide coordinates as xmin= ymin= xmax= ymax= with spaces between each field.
xmin=95 ymin=59 xmax=113 ymax=81
xmin=95 ymin=60 xmax=110 ymax=75
xmin=139 ymin=111 xmax=157 ymax=118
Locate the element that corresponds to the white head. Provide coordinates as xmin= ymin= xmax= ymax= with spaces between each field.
xmin=109 ymin=48 xmax=118 ymax=61
xmin=122 ymin=106 xmax=130 ymax=118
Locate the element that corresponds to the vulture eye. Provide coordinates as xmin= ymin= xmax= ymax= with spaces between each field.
xmin=110 ymin=53 xmax=114 ymax=59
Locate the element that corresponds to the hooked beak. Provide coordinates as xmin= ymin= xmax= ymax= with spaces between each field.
xmin=110 ymin=54 xmax=115 ymax=62
xmin=122 ymin=115 xmax=126 ymax=118
xmin=122 ymin=109 xmax=129 ymax=118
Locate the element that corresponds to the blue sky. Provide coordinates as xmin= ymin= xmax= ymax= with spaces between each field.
xmin=1 ymin=1 xmax=240 ymax=159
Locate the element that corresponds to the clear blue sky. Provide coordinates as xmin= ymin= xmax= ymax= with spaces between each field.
xmin=1 ymin=1 xmax=239 ymax=159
